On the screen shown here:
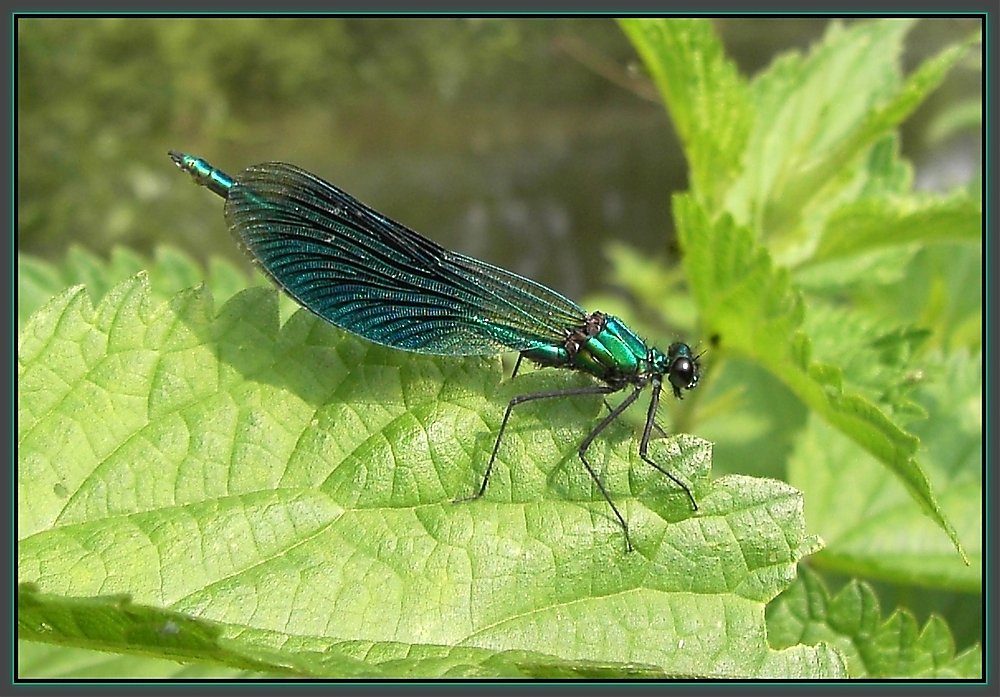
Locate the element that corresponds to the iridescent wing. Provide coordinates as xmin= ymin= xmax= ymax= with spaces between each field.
xmin=224 ymin=162 xmax=587 ymax=355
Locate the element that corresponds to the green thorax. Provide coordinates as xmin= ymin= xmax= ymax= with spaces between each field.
xmin=522 ymin=313 xmax=668 ymax=384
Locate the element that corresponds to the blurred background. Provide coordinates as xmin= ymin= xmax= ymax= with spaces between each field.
xmin=16 ymin=18 xmax=980 ymax=301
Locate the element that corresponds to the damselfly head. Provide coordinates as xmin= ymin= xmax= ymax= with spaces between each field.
xmin=665 ymin=342 xmax=700 ymax=399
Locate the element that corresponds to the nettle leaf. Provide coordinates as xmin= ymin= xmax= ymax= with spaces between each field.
xmin=790 ymin=237 xmax=981 ymax=367
xmin=17 ymin=246 xmax=253 ymax=328
xmin=802 ymin=303 xmax=931 ymax=423
xmin=19 ymin=638 xmax=257 ymax=679
xmin=793 ymin=246 xmax=922 ymax=297
xmin=618 ymin=18 xmax=751 ymax=208
xmin=18 ymin=274 xmax=836 ymax=678
xmin=674 ymin=195 xmax=966 ymax=564
xmin=893 ymin=244 xmax=982 ymax=352
xmin=729 ymin=21 xmax=975 ymax=244
xmin=724 ymin=20 xmax=912 ymax=233
xmin=19 ymin=583 xmax=838 ymax=679
xmin=788 ymin=351 xmax=981 ymax=591
xmin=806 ymin=193 xmax=981 ymax=267
xmin=19 ymin=586 xmax=292 ymax=677
xmin=767 ymin=567 xmax=981 ymax=678
xmin=854 ymin=134 xmax=914 ymax=198
xmin=780 ymin=29 xmax=977 ymax=249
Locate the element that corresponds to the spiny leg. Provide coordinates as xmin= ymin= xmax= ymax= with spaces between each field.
xmin=638 ymin=381 xmax=697 ymax=510
xmin=456 ymin=383 xmax=621 ymax=503
xmin=576 ymin=385 xmax=646 ymax=552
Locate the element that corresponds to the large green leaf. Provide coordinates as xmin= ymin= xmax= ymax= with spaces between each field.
xmin=18 ymin=274 xmax=834 ymax=678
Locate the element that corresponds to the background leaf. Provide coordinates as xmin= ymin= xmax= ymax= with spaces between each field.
xmin=610 ymin=18 xmax=980 ymax=677
xmin=18 ymin=638 xmax=262 ymax=679
xmin=673 ymin=196 xmax=967 ymax=563
xmin=788 ymin=350 xmax=981 ymax=590
xmin=767 ymin=567 xmax=982 ymax=678
xmin=17 ymin=245 xmax=255 ymax=329
xmin=808 ymin=194 xmax=981 ymax=265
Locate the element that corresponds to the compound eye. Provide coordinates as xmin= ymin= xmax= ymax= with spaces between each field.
xmin=669 ymin=356 xmax=697 ymax=391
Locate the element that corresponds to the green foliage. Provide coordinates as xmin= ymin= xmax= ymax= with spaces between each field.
xmin=18 ymin=245 xmax=255 ymax=330
xmin=673 ymin=197 xmax=966 ymax=564
xmin=617 ymin=19 xmax=978 ymax=555
xmin=767 ymin=567 xmax=981 ymax=678
xmin=18 ymin=637 xmax=259 ymax=679
xmin=21 ymin=575 xmax=841 ymax=679
xmin=19 ymin=273 xmax=832 ymax=678
xmin=788 ymin=358 xmax=981 ymax=590
xmin=610 ymin=17 xmax=980 ymax=678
